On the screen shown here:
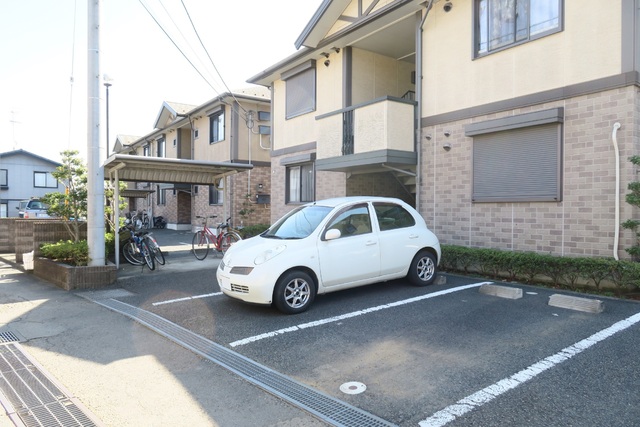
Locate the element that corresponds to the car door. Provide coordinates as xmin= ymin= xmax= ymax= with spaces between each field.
xmin=373 ymin=202 xmax=420 ymax=276
xmin=317 ymin=203 xmax=380 ymax=288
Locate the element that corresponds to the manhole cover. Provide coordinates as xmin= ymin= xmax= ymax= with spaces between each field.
xmin=340 ymin=381 xmax=366 ymax=395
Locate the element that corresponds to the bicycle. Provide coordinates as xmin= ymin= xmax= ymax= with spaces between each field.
xmin=129 ymin=210 xmax=150 ymax=231
xmin=121 ymin=223 xmax=156 ymax=270
xmin=192 ymin=216 xmax=242 ymax=260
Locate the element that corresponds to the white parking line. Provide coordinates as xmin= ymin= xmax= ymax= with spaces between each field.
xmin=153 ymin=292 xmax=222 ymax=306
xmin=228 ymin=282 xmax=491 ymax=347
xmin=419 ymin=311 xmax=640 ymax=427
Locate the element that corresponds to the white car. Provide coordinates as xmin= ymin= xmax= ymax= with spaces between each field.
xmin=217 ymin=196 xmax=441 ymax=314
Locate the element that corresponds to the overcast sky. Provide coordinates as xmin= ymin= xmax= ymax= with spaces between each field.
xmin=0 ymin=0 xmax=323 ymax=162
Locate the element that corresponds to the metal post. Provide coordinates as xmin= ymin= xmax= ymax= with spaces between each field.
xmin=104 ymin=82 xmax=111 ymax=159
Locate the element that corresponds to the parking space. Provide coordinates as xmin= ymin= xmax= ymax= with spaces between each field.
xmin=115 ymin=266 xmax=640 ymax=426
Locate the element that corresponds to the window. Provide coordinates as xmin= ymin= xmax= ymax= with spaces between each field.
xmin=34 ymin=171 xmax=57 ymax=188
xmin=157 ymin=185 xmax=166 ymax=205
xmin=326 ymin=204 xmax=372 ymax=238
xmin=373 ymin=203 xmax=416 ymax=231
xmin=475 ymin=0 xmax=562 ymax=57
xmin=143 ymin=145 xmax=150 ymax=156
xmin=209 ymin=107 xmax=225 ymax=143
xmin=0 ymin=169 xmax=7 ymax=187
xmin=465 ymin=108 xmax=563 ymax=202
xmin=209 ymin=180 xmax=223 ymax=205
xmin=157 ymin=138 xmax=165 ymax=158
xmin=287 ymin=163 xmax=314 ymax=203
xmin=283 ymin=60 xmax=316 ymax=119
xmin=0 ymin=203 xmax=6 ymax=218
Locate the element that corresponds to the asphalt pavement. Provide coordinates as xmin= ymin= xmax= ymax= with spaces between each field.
xmin=0 ymin=228 xmax=326 ymax=427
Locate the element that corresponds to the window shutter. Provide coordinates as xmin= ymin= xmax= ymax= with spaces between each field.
xmin=473 ymin=123 xmax=561 ymax=202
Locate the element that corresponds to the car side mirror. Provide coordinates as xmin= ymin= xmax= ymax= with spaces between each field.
xmin=324 ymin=228 xmax=341 ymax=241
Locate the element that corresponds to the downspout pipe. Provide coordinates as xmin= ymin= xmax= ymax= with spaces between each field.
xmin=415 ymin=0 xmax=433 ymax=210
xmin=612 ymin=122 xmax=622 ymax=260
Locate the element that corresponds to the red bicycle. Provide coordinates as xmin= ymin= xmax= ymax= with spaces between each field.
xmin=192 ymin=216 xmax=242 ymax=260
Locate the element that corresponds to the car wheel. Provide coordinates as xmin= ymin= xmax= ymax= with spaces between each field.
xmin=274 ymin=271 xmax=316 ymax=314
xmin=408 ymin=250 xmax=437 ymax=286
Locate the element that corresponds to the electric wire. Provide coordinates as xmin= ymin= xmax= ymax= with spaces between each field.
xmin=137 ymin=0 xmax=223 ymax=95
xmin=179 ymin=0 xmax=248 ymax=116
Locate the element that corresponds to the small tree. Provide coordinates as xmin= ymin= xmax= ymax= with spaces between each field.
xmin=41 ymin=150 xmax=88 ymax=242
xmin=622 ymin=155 xmax=640 ymax=261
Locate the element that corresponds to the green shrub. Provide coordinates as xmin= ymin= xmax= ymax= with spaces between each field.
xmin=238 ymin=223 xmax=270 ymax=239
xmin=440 ymin=245 xmax=640 ymax=298
xmin=40 ymin=240 xmax=89 ymax=266
xmin=41 ymin=233 xmax=116 ymax=266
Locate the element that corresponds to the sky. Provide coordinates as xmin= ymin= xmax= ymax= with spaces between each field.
xmin=0 ymin=0 xmax=323 ymax=163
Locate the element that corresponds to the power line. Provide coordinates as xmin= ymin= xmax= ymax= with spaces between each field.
xmin=179 ymin=0 xmax=248 ymax=116
xmin=138 ymin=0 xmax=224 ymax=96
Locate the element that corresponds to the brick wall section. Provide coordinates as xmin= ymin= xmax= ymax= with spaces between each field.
xmin=10 ymin=220 xmax=87 ymax=262
xmin=34 ymin=257 xmax=116 ymax=290
xmin=346 ymin=172 xmax=415 ymax=205
xmin=420 ymin=86 xmax=640 ymax=258
xmin=0 ymin=218 xmax=17 ymax=253
xmin=270 ymin=148 xmax=347 ymax=223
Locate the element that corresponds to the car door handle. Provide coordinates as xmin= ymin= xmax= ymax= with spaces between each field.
xmin=365 ymin=241 xmax=377 ymax=246
xmin=409 ymin=234 xmax=419 ymax=239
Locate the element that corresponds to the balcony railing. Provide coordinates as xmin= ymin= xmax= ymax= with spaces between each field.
xmin=316 ymin=96 xmax=416 ymax=160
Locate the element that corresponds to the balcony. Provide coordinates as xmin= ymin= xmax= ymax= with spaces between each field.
xmin=315 ymin=96 xmax=417 ymax=173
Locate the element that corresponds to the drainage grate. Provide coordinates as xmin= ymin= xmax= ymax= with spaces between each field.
xmin=89 ymin=297 xmax=395 ymax=427
xmin=0 ymin=342 xmax=103 ymax=427
xmin=0 ymin=331 xmax=19 ymax=344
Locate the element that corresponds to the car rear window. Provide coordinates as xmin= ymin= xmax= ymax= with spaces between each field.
xmin=373 ymin=203 xmax=415 ymax=231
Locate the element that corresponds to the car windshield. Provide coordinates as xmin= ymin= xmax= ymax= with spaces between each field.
xmin=262 ymin=205 xmax=332 ymax=239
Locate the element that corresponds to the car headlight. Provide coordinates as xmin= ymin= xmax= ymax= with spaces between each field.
xmin=230 ymin=266 xmax=254 ymax=275
xmin=254 ymin=244 xmax=286 ymax=265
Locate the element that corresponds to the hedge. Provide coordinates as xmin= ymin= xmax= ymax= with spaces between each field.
xmin=440 ymin=245 xmax=640 ymax=296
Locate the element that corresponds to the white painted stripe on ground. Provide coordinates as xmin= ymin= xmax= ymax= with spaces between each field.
xmin=419 ymin=311 xmax=640 ymax=427
xmin=229 ymin=282 xmax=491 ymax=347
xmin=153 ymin=292 xmax=222 ymax=306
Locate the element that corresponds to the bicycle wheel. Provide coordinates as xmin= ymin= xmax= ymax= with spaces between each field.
xmin=145 ymin=235 xmax=165 ymax=265
xmin=122 ymin=241 xmax=144 ymax=265
xmin=142 ymin=216 xmax=150 ymax=229
xmin=140 ymin=240 xmax=155 ymax=270
xmin=192 ymin=230 xmax=210 ymax=260
xmin=220 ymin=231 xmax=241 ymax=253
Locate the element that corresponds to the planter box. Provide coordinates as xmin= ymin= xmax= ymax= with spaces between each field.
xmin=33 ymin=257 xmax=117 ymax=291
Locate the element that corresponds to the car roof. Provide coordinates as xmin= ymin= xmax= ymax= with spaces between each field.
xmin=307 ymin=196 xmax=406 ymax=209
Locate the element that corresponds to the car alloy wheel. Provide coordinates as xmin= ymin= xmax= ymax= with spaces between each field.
xmin=274 ymin=271 xmax=316 ymax=314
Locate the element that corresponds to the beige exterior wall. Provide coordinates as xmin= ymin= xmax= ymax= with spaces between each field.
xmin=420 ymin=86 xmax=638 ymax=258
xmin=272 ymin=52 xmax=343 ymax=152
xmin=352 ymin=48 xmax=414 ymax=104
xmin=422 ymin=0 xmax=622 ymax=116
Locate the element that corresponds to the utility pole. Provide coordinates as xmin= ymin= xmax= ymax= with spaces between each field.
xmin=87 ymin=0 xmax=105 ymax=266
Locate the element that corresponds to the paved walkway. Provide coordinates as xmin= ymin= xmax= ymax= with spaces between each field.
xmin=0 ymin=228 xmax=323 ymax=427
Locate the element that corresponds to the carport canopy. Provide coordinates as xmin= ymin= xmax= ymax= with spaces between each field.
xmin=104 ymin=154 xmax=252 ymax=185
xmin=103 ymin=154 xmax=253 ymax=268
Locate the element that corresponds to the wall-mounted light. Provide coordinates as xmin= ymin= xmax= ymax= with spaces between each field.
xmin=444 ymin=130 xmax=451 ymax=137
xmin=443 ymin=143 xmax=452 ymax=151
xmin=443 ymin=2 xmax=453 ymax=12
xmin=321 ymin=52 xmax=330 ymax=58
xmin=331 ymin=47 xmax=340 ymax=53
xmin=256 ymin=183 xmax=264 ymax=193
xmin=324 ymin=60 xmax=330 ymax=67
xmin=425 ymin=134 xmax=432 ymax=140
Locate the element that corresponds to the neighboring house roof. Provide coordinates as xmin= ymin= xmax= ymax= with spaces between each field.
xmin=113 ymin=135 xmax=141 ymax=155
xmin=154 ymin=101 xmax=198 ymax=130
xmin=129 ymin=88 xmax=271 ymax=151
xmin=0 ymin=149 xmax=61 ymax=166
